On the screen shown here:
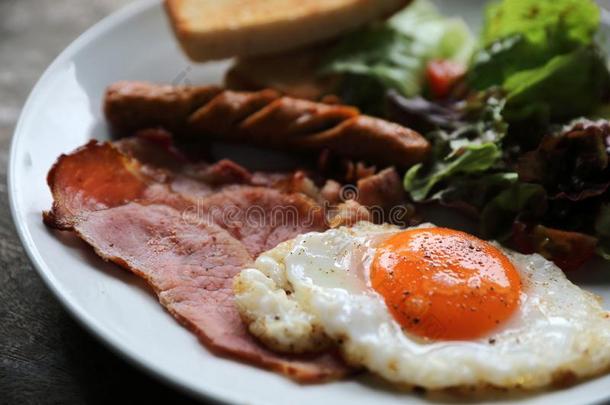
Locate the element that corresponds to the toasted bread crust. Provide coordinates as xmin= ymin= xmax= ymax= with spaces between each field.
xmin=164 ymin=0 xmax=411 ymax=61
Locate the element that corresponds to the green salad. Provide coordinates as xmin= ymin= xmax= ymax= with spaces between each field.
xmin=319 ymin=0 xmax=610 ymax=270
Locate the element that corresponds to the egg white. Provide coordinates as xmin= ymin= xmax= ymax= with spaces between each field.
xmin=233 ymin=222 xmax=610 ymax=390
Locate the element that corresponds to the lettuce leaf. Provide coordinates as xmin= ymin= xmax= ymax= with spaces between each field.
xmin=402 ymin=92 xmax=507 ymax=201
xmin=388 ymin=0 xmax=474 ymax=65
xmin=511 ymin=223 xmax=599 ymax=270
xmin=517 ymin=118 xmax=610 ymax=200
xmin=480 ymin=183 xmax=547 ymax=240
xmin=320 ymin=26 xmax=420 ymax=97
xmin=386 ymin=91 xmax=464 ymax=133
xmin=435 ymin=172 xmax=518 ymax=216
xmin=470 ymin=0 xmax=600 ymax=90
xmin=482 ymin=0 xmax=599 ymax=47
xmin=468 ymin=0 xmax=608 ymax=126
xmin=320 ymin=0 xmax=474 ymax=104
xmin=468 ymin=34 xmax=531 ymax=91
xmin=503 ymin=47 xmax=610 ymax=123
xmin=405 ymin=143 xmax=501 ymax=201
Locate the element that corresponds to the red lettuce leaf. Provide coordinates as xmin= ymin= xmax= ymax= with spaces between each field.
xmin=517 ymin=119 xmax=610 ymax=201
xmin=510 ymin=222 xmax=598 ymax=271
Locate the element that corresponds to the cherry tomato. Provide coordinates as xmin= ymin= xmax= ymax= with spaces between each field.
xmin=426 ymin=59 xmax=466 ymax=99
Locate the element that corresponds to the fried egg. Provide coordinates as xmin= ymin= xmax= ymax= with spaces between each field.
xmin=233 ymin=222 xmax=610 ymax=390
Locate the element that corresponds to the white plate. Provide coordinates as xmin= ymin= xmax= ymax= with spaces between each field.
xmin=8 ymin=1 xmax=610 ymax=404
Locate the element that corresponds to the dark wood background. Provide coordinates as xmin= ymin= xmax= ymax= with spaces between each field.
xmin=0 ymin=1 xmax=201 ymax=403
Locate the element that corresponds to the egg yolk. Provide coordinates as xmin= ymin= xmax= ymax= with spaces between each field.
xmin=370 ymin=228 xmax=521 ymax=340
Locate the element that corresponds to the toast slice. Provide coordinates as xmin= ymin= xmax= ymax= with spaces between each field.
xmin=164 ymin=0 xmax=410 ymax=62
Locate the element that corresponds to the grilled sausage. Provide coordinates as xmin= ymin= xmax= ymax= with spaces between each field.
xmin=104 ymin=81 xmax=430 ymax=167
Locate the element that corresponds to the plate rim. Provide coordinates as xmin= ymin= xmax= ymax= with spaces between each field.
xmin=6 ymin=1 xmax=610 ymax=404
xmin=7 ymin=0 xmax=229 ymax=403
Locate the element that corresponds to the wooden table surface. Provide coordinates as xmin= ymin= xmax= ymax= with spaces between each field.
xmin=0 ymin=1 xmax=200 ymax=403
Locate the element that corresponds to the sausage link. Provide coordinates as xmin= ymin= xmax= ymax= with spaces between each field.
xmin=104 ymin=81 xmax=430 ymax=167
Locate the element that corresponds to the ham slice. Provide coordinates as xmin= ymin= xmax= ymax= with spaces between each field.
xmin=44 ymin=139 xmax=349 ymax=382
